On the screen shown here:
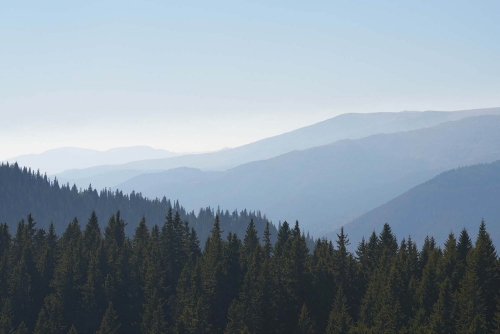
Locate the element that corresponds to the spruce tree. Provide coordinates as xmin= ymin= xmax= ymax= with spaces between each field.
xmin=175 ymin=261 xmax=207 ymax=333
xmin=34 ymin=294 xmax=65 ymax=334
xmin=82 ymin=211 xmax=101 ymax=260
xmin=326 ymin=287 xmax=352 ymax=334
xmin=66 ymin=325 xmax=78 ymax=334
xmin=438 ymin=232 xmax=459 ymax=291
xmin=9 ymin=233 xmax=38 ymax=330
xmin=200 ymin=215 xmax=228 ymax=332
xmin=456 ymin=248 xmax=487 ymax=334
xmin=473 ymin=220 xmax=499 ymax=329
xmin=310 ymin=239 xmax=336 ymax=332
xmin=97 ymin=302 xmax=120 ymax=334
xmin=225 ymin=220 xmax=263 ymax=333
xmin=51 ymin=219 xmax=84 ymax=330
xmin=141 ymin=225 xmax=168 ymax=334
xmin=456 ymin=228 xmax=472 ymax=283
xmin=80 ymin=242 xmax=106 ymax=334
xmin=428 ymin=278 xmax=455 ymax=334
xmin=130 ymin=218 xmax=150 ymax=329
xmin=14 ymin=322 xmax=28 ymax=334
xmin=0 ymin=299 xmax=14 ymax=334
xmin=297 ymin=303 xmax=315 ymax=334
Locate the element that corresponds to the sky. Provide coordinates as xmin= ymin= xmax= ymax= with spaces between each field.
xmin=1 ymin=0 xmax=499 ymax=160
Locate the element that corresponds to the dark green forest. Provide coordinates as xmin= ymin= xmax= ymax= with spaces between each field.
xmin=1 ymin=207 xmax=499 ymax=333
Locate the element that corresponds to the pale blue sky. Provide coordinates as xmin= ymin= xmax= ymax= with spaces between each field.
xmin=1 ymin=0 xmax=499 ymax=159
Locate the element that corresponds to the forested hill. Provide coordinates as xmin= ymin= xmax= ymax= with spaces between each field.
xmin=341 ymin=160 xmax=500 ymax=247
xmin=1 ymin=201 xmax=500 ymax=333
xmin=0 ymin=162 xmax=298 ymax=245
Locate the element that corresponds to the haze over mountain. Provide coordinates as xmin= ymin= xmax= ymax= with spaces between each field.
xmin=5 ymin=146 xmax=178 ymax=175
xmin=339 ymin=160 xmax=500 ymax=248
xmin=55 ymin=107 xmax=500 ymax=189
xmin=116 ymin=115 xmax=500 ymax=235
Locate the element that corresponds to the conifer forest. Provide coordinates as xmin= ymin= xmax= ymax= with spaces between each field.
xmin=1 ymin=203 xmax=499 ymax=333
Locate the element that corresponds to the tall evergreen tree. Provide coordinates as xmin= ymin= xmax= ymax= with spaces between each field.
xmin=297 ymin=303 xmax=315 ymax=334
xmin=326 ymin=287 xmax=352 ymax=334
xmin=141 ymin=225 xmax=168 ymax=334
xmin=97 ymin=302 xmax=120 ymax=334
xmin=200 ymin=215 xmax=228 ymax=332
xmin=428 ymin=278 xmax=455 ymax=334
xmin=34 ymin=294 xmax=65 ymax=334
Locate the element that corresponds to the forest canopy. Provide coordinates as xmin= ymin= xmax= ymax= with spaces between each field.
xmin=0 ymin=208 xmax=498 ymax=333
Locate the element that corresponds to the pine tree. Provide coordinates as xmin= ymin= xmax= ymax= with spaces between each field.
xmin=456 ymin=248 xmax=487 ymax=334
xmin=82 ymin=211 xmax=101 ymax=259
xmin=200 ymin=215 xmax=229 ymax=332
xmin=175 ymin=261 xmax=207 ymax=333
xmin=97 ymin=302 xmax=120 ymax=334
xmin=438 ymin=232 xmax=459 ymax=291
xmin=0 ymin=223 xmax=11 ymax=259
xmin=334 ymin=227 xmax=357 ymax=318
xmin=310 ymin=239 xmax=335 ymax=333
xmin=417 ymin=249 xmax=439 ymax=318
xmin=37 ymin=223 xmax=57 ymax=295
xmin=493 ymin=297 xmax=500 ymax=333
xmin=473 ymin=220 xmax=499 ymax=329
xmin=51 ymin=219 xmax=84 ymax=330
xmin=80 ymin=242 xmax=105 ymax=334
xmin=141 ymin=225 xmax=168 ymax=334
xmin=130 ymin=218 xmax=150 ymax=329
xmin=34 ymin=294 xmax=65 ymax=334
xmin=296 ymin=303 xmax=315 ymax=334
xmin=222 ymin=232 xmax=242 ymax=322
xmin=66 ymin=325 xmax=78 ymax=334
xmin=0 ymin=299 xmax=14 ymax=334
xmin=378 ymin=223 xmax=398 ymax=260
xmin=224 ymin=220 xmax=263 ymax=333
xmin=259 ymin=223 xmax=274 ymax=332
xmin=102 ymin=212 xmax=133 ymax=332
xmin=456 ymin=228 xmax=472 ymax=283
xmin=14 ymin=321 xmax=28 ymax=334
xmin=9 ymin=233 xmax=38 ymax=330
xmin=262 ymin=222 xmax=273 ymax=260
xmin=326 ymin=287 xmax=352 ymax=334
xmin=428 ymin=278 xmax=455 ymax=333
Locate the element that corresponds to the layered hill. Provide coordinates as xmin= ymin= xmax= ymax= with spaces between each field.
xmin=339 ymin=160 xmax=500 ymax=247
xmin=117 ymin=115 xmax=500 ymax=235
xmin=56 ymin=108 xmax=500 ymax=189
xmin=0 ymin=162 xmax=277 ymax=245
xmin=6 ymin=146 xmax=178 ymax=175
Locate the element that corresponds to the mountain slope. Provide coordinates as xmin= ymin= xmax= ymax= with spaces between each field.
xmin=6 ymin=146 xmax=178 ymax=175
xmin=340 ymin=160 xmax=500 ymax=247
xmin=117 ymin=115 xmax=500 ymax=235
xmin=0 ymin=162 xmax=276 ymax=245
xmin=57 ymin=107 xmax=500 ymax=189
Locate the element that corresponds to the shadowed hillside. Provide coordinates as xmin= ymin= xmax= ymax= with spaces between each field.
xmin=339 ymin=160 xmax=500 ymax=247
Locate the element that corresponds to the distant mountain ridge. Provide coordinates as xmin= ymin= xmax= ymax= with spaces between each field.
xmin=339 ymin=160 xmax=500 ymax=248
xmin=6 ymin=146 xmax=178 ymax=175
xmin=56 ymin=107 xmax=500 ymax=189
xmin=116 ymin=115 xmax=500 ymax=235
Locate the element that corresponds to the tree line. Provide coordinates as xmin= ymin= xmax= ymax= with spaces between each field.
xmin=1 ymin=207 xmax=499 ymax=333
